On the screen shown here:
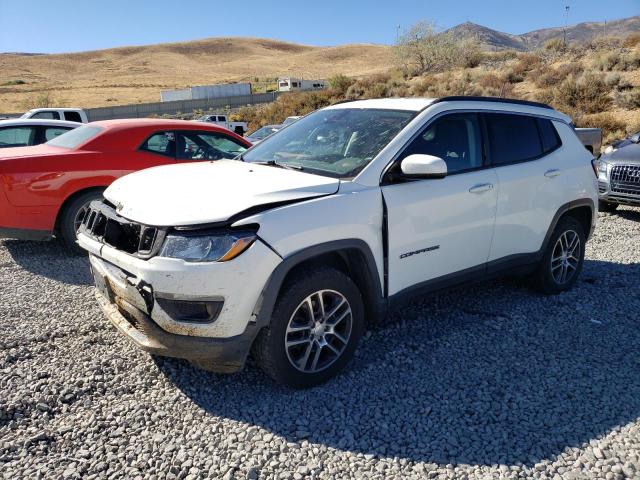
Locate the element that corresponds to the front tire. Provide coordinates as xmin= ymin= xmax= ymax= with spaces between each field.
xmin=532 ymin=216 xmax=586 ymax=294
xmin=58 ymin=190 xmax=104 ymax=252
xmin=598 ymin=200 xmax=618 ymax=213
xmin=253 ymin=267 xmax=364 ymax=388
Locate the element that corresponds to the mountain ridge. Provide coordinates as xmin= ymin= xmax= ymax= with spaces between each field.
xmin=445 ymin=16 xmax=640 ymax=50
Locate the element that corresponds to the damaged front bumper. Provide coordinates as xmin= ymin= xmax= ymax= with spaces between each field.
xmin=94 ymin=289 xmax=258 ymax=373
xmin=81 ymin=231 xmax=282 ymax=372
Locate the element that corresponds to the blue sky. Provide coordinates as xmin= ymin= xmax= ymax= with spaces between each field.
xmin=0 ymin=0 xmax=638 ymax=53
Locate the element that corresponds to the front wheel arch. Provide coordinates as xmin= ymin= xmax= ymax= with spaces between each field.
xmin=252 ymin=240 xmax=385 ymax=330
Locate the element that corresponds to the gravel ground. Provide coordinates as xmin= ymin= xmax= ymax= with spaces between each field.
xmin=1 ymin=208 xmax=640 ymax=480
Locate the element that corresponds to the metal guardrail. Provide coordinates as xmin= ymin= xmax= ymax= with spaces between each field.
xmin=0 ymin=92 xmax=282 ymax=121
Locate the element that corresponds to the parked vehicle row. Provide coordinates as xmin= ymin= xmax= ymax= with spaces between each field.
xmin=75 ymin=96 xmax=598 ymax=388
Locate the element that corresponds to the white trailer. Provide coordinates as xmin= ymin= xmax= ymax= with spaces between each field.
xmin=277 ymin=78 xmax=327 ymax=92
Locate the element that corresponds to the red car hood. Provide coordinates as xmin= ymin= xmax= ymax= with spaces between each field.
xmin=0 ymin=144 xmax=68 ymax=159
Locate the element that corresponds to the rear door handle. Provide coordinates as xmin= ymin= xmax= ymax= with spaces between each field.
xmin=469 ymin=183 xmax=494 ymax=194
xmin=544 ymin=169 xmax=562 ymax=178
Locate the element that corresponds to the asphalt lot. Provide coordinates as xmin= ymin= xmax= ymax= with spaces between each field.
xmin=1 ymin=207 xmax=639 ymax=479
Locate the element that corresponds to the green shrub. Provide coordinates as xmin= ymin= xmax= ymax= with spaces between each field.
xmin=327 ymin=74 xmax=354 ymax=96
xmin=1 ymin=79 xmax=26 ymax=86
xmin=545 ymin=38 xmax=566 ymax=52
xmin=575 ymin=112 xmax=626 ymax=144
xmin=552 ymin=73 xmax=612 ymax=115
xmin=615 ymin=90 xmax=640 ymax=109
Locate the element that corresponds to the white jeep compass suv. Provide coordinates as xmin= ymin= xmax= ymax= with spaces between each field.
xmin=78 ymin=96 xmax=598 ymax=388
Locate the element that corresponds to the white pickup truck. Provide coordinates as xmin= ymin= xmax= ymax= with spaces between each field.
xmin=197 ymin=114 xmax=248 ymax=136
xmin=21 ymin=108 xmax=88 ymax=123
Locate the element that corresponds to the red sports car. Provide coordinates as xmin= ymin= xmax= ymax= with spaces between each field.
xmin=0 ymin=119 xmax=251 ymax=248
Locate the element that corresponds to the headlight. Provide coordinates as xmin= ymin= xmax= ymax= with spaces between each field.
xmin=159 ymin=231 xmax=256 ymax=262
xmin=597 ymin=159 xmax=609 ymax=173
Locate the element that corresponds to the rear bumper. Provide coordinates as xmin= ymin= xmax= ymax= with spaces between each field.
xmin=0 ymin=226 xmax=53 ymax=241
xmin=95 ymin=290 xmax=258 ymax=373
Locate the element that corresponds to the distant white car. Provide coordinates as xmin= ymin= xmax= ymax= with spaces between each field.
xmin=0 ymin=119 xmax=81 ymax=148
xmin=197 ymin=114 xmax=248 ymax=136
xmin=21 ymin=108 xmax=88 ymax=123
xmin=281 ymin=116 xmax=300 ymax=127
xmin=246 ymin=124 xmax=281 ymax=144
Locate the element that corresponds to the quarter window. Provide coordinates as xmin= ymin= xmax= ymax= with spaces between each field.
xmin=141 ymin=131 xmax=176 ymax=158
xmin=486 ymin=113 xmax=543 ymax=165
xmin=176 ymin=131 xmax=247 ymax=161
xmin=537 ymin=118 xmax=562 ymax=153
xmin=44 ymin=126 xmax=72 ymax=141
xmin=400 ymin=112 xmax=483 ymax=174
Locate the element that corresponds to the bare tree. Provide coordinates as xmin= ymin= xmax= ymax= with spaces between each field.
xmin=394 ymin=21 xmax=483 ymax=76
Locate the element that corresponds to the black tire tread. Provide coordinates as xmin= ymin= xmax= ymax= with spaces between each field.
xmin=58 ymin=190 xmax=104 ymax=252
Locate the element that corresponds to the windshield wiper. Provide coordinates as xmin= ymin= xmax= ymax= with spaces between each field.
xmin=257 ymin=160 xmax=304 ymax=171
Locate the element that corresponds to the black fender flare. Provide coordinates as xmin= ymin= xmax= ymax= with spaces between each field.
xmin=251 ymin=239 xmax=384 ymax=328
xmin=540 ymin=198 xmax=595 ymax=255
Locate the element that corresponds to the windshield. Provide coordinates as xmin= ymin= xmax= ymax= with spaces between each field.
xmin=47 ymin=125 xmax=103 ymax=149
xmin=248 ymin=126 xmax=279 ymax=140
xmin=242 ymin=108 xmax=416 ymax=178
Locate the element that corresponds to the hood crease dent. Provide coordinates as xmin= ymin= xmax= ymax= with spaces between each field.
xmin=104 ymin=160 xmax=340 ymax=227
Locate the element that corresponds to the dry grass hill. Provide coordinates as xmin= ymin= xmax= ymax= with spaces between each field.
xmin=0 ymin=38 xmax=392 ymax=112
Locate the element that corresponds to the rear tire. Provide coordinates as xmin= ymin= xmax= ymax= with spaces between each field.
xmin=598 ymin=200 xmax=618 ymax=213
xmin=58 ymin=190 xmax=104 ymax=252
xmin=532 ymin=216 xmax=585 ymax=294
xmin=253 ymin=266 xmax=364 ymax=388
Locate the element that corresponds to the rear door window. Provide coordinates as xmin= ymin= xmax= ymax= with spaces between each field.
xmin=44 ymin=126 xmax=73 ymax=141
xmin=31 ymin=111 xmax=60 ymax=120
xmin=140 ymin=131 xmax=176 ymax=158
xmin=485 ymin=113 xmax=544 ymax=165
xmin=64 ymin=111 xmax=83 ymax=123
xmin=0 ymin=126 xmax=37 ymax=147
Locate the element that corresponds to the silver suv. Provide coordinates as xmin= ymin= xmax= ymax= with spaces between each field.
xmin=597 ymin=131 xmax=640 ymax=212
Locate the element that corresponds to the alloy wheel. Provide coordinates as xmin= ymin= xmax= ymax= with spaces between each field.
xmin=284 ymin=289 xmax=352 ymax=373
xmin=550 ymin=230 xmax=581 ymax=285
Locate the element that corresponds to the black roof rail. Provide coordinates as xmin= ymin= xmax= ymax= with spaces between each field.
xmin=432 ymin=95 xmax=554 ymax=110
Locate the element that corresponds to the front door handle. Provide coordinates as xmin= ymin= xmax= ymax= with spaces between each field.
xmin=544 ymin=169 xmax=562 ymax=178
xmin=469 ymin=183 xmax=494 ymax=194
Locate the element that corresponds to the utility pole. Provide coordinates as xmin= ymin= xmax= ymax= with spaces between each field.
xmin=396 ymin=25 xmax=401 ymax=44
xmin=563 ymin=5 xmax=570 ymax=45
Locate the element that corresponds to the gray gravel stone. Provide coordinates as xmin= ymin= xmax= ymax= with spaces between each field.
xmin=1 ymin=208 xmax=640 ymax=479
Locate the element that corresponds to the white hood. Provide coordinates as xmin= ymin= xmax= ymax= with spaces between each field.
xmin=104 ymin=160 xmax=339 ymax=227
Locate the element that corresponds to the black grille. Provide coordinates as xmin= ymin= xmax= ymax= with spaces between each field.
xmin=80 ymin=201 xmax=164 ymax=257
xmin=610 ymin=165 xmax=640 ymax=195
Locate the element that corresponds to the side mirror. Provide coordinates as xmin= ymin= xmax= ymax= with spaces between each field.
xmin=400 ymin=154 xmax=447 ymax=179
xmin=630 ymin=132 xmax=640 ymax=144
